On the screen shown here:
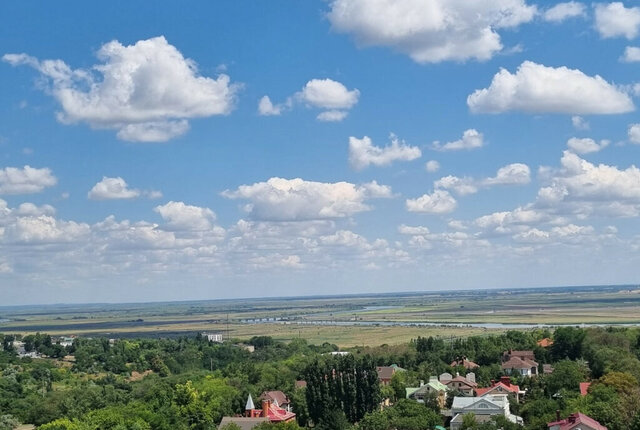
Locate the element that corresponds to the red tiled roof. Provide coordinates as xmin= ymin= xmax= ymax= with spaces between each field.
xmin=548 ymin=413 xmax=607 ymax=430
xmin=377 ymin=366 xmax=396 ymax=380
xmin=579 ymin=382 xmax=591 ymax=396
xmin=537 ymin=338 xmax=554 ymax=348
xmin=476 ymin=380 xmax=520 ymax=396
xmin=265 ymin=403 xmax=295 ymax=422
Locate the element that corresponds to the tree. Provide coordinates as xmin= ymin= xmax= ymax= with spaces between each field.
xmin=460 ymin=413 xmax=478 ymax=430
xmin=545 ymin=360 xmax=588 ymax=396
xmin=552 ymin=327 xmax=586 ymax=361
xmin=0 ymin=415 xmax=19 ymax=430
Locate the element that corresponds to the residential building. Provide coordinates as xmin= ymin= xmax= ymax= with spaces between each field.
xmin=537 ymin=338 xmax=554 ymax=348
xmin=475 ymin=376 xmax=523 ymax=403
xmin=244 ymin=395 xmax=296 ymax=423
xmin=376 ymin=364 xmax=406 ymax=385
xmin=218 ymin=417 xmax=268 ymax=430
xmin=439 ymin=372 xmax=477 ymax=396
xmin=259 ymin=390 xmax=291 ymax=411
xmin=548 ymin=413 xmax=607 ymax=430
xmin=203 ymin=333 xmax=224 ymax=343
xmin=406 ymin=376 xmax=448 ymax=408
xmin=450 ymin=357 xmax=479 ymax=370
xmin=501 ymin=350 xmax=538 ymax=377
xmin=450 ymin=395 xmax=523 ymax=430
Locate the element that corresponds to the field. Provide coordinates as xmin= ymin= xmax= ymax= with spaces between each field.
xmin=1 ymin=284 xmax=639 ymax=347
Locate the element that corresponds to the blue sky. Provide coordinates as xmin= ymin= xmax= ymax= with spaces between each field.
xmin=1 ymin=1 xmax=639 ymax=305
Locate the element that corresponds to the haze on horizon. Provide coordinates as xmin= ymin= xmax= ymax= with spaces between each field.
xmin=1 ymin=1 xmax=639 ymax=306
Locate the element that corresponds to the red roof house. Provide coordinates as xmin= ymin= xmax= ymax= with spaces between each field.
xmin=245 ymin=397 xmax=296 ymax=423
xmin=537 ymin=338 xmax=554 ymax=348
xmin=475 ymin=376 xmax=522 ymax=402
xmin=451 ymin=357 xmax=479 ymax=370
xmin=548 ymin=413 xmax=607 ymax=430
xmin=259 ymin=390 xmax=291 ymax=410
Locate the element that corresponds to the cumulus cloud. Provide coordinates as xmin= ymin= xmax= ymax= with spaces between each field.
xmin=629 ymin=124 xmax=640 ymax=144
xmin=467 ymin=61 xmax=634 ymax=114
xmin=88 ymin=177 xmax=141 ymax=200
xmin=398 ymin=224 xmax=430 ymax=235
xmin=434 ymin=163 xmax=531 ymax=196
xmin=571 ymin=116 xmax=590 ymax=130
xmin=406 ymin=190 xmax=457 ymax=214
xmin=594 ymin=2 xmax=640 ymax=39
xmin=5 ymin=215 xmax=90 ymax=244
xmin=543 ymin=2 xmax=586 ymax=22
xmin=432 ymin=129 xmax=484 ymax=151
xmin=620 ymin=46 xmax=640 ymax=62
xmin=425 ymin=160 xmax=440 ymax=173
xmin=327 ymin=0 xmax=536 ymax=63
xmin=567 ymin=137 xmax=610 ymax=154
xmin=537 ymin=151 xmax=640 ymax=217
xmin=259 ymin=78 xmax=359 ymax=121
xmin=0 ymin=166 xmax=57 ymax=195
xmin=349 ymin=134 xmax=421 ymax=170
xmin=3 ymin=36 xmax=238 ymax=142
xmin=154 ymin=201 xmax=219 ymax=232
xmin=222 ymin=177 xmax=392 ymax=221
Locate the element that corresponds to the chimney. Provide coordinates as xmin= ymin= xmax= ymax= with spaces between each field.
xmin=556 ymin=410 xmax=561 ymax=422
xmin=500 ymin=376 xmax=511 ymax=386
xmin=491 ymin=379 xmax=495 ymax=385
xmin=262 ymin=400 xmax=271 ymax=418
xmin=420 ymin=380 xmax=424 ymax=387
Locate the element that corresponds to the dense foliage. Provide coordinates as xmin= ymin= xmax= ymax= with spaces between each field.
xmin=0 ymin=326 xmax=638 ymax=430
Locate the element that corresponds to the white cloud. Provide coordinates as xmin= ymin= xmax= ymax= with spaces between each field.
xmin=629 ymin=124 xmax=640 ymax=144
xmin=15 ymin=203 xmax=56 ymax=217
xmin=594 ymin=2 xmax=640 ymax=39
xmin=88 ymin=177 xmax=140 ymax=200
xmin=154 ymin=201 xmax=218 ymax=232
xmin=5 ymin=215 xmax=90 ymax=244
xmin=435 ymin=176 xmax=478 ymax=196
xmin=260 ymin=78 xmax=359 ymax=121
xmin=432 ymin=129 xmax=484 ymax=151
xmin=297 ymin=78 xmax=360 ymax=110
xmin=3 ymin=36 xmax=238 ymax=142
xmin=327 ymin=0 xmax=537 ymax=63
xmin=537 ymin=151 xmax=640 ymax=217
xmin=434 ymin=163 xmax=531 ymax=196
xmin=349 ymin=134 xmax=421 ymax=170
xmin=406 ymin=190 xmax=457 ymax=214
xmin=258 ymin=96 xmax=285 ymax=116
xmin=398 ymin=225 xmax=430 ymax=235
xmin=571 ymin=116 xmax=590 ymax=130
xmin=222 ymin=177 xmax=392 ymax=221
xmin=0 ymin=166 xmax=57 ymax=195
xmin=567 ymin=137 xmax=610 ymax=154
xmin=543 ymin=2 xmax=586 ymax=22
xmin=0 ymin=261 xmax=12 ymax=274
xmin=620 ymin=46 xmax=640 ymax=62
xmin=316 ymin=110 xmax=349 ymax=122
xmin=483 ymin=163 xmax=531 ymax=186
xmin=425 ymin=160 xmax=440 ymax=173
xmin=467 ymin=61 xmax=634 ymax=114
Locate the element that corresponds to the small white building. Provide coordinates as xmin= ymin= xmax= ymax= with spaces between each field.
xmin=203 ymin=333 xmax=224 ymax=343
xmin=450 ymin=395 xmax=523 ymax=430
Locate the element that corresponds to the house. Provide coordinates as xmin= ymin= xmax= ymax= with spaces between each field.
xmin=579 ymin=382 xmax=591 ymax=396
xmin=244 ymin=395 xmax=296 ymax=423
xmin=203 ymin=333 xmax=224 ymax=343
xmin=406 ymin=376 xmax=448 ymax=408
xmin=501 ymin=351 xmax=538 ymax=377
xmin=543 ymin=364 xmax=554 ymax=375
xmin=537 ymin=338 xmax=554 ymax=348
xmin=548 ymin=413 xmax=607 ymax=430
xmin=376 ymin=364 xmax=406 ymax=385
xmin=450 ymin=395 xmax=523 ymax=430
xmin=439 ymin=372 xmax=477 ymax=396
xmin=219 ymin=417 xmax=268 ymax=430
xmin=259 ymin=390 xmax=291 ymax=411
xmin=475 ymin=376 xmax=523 ymax=403
xmin=451 ymin=357 xmax=479 ymax=370
xmin=294 ymin=380 xmax=307 ymax=389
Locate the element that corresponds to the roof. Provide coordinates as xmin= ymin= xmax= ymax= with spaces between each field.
xmin=476 ymin=381 xmax=520 ymax=397
xmin=451 ymin=358 xmax=479 ymax=369
xmin=442 ymin=375 xmax=478 ymax=389
xmin=406 ymin=380 xmax=448 ymax=398
xmin=260 ymin=391 xmax=290 ymax=406
xmin=537 ymin=338 xmax=554 ymax=348
xmin=245 ymin=394 xmax=255 ymax=410
xmin=295 ymin=380 xmax=307 ymax=389
xmin=427 ymin=379 xmax=448 ymax=391
xmin=548 ymin=413 xmax=607 ymax=430
xmin=376 ymin=365 xmax=405 ymax=380
xmin=406 ymin=387 xmax=420 ymax=398
xmin=543 ymin=364 xmax=554 ymax=374
xmin=264 ymin=403 xmax=295 ymax=422
xmin=579 ymin=382 xmax=591 ymax=396
xmin=501 ymin=356 xmax=538 ymax=370
xmin=219 ymin=417 xmax=268 ymax=430
xmin=452 ymin=395 xmax=507 ymax=410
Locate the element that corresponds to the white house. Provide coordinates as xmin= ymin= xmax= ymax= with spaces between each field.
xmin=450 ymin=395 xmax=523 ymax=430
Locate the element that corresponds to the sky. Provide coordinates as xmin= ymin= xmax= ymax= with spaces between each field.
xmin=1 ymin=1 xmax=640 ymax=305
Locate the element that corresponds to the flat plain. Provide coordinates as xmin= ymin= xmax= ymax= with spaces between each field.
xmin=1 ymin=284 xmax=639 ymax=347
